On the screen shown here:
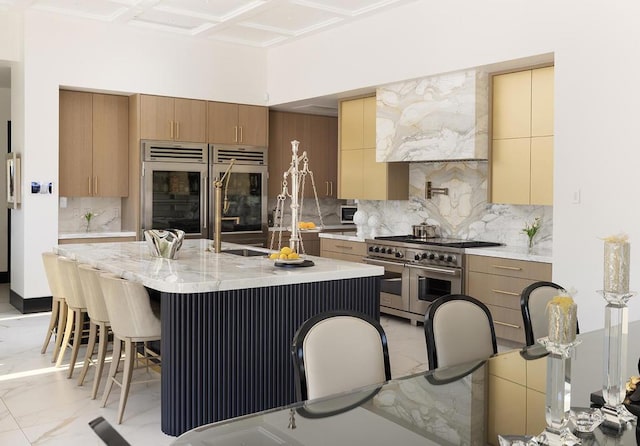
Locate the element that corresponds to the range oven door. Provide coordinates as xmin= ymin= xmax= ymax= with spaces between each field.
xmin=409 ymin=264 xmax=463 ymax=316
xmin=363 ymin=258 xmax=409 ymax=312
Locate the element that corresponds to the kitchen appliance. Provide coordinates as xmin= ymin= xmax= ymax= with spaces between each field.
xmin=364 ymin=235 xmax=502 ymax=325
xmin=340 ymin=205 xmax=358 ymax=224
xmin=411 ymin=222 xmax=438 ymax=239
xmin=141 ymin=140 xmax=209 ymax=239
xmin=209 ymin=145 xmax=268 ymax=247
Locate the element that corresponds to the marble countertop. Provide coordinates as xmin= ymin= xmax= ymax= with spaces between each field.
xmin=465 ymin=245 xmax=552 ymax=263
xmin=58 ymin=231 xmax=137 ymax=239
xmin=54 ymin=239 xmax=383 ymax=294
xmin=268 ymin=224 xmax=356 ymax=232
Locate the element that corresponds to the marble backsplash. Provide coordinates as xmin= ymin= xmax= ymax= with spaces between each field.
xmin=267 ymin=197 xmax=346 ymax=228
xmin=59 ymin=197 xmax=122 ymax=233
xmin=355 ymin=162 xmax=553 ymax=250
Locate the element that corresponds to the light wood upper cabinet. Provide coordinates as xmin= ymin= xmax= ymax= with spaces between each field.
xmin=140 ymin=95 xmax=206 ymax=142
xmin=338 ymin=96 xmax=408 ymax=200
xmin=59 ymin=90 xmax=128 ymax=197
xmin=208 ymin=101 xmax=268 ymax=146
xmin=92 ymin=94 xmax=129 ymax=197
xmin=60 ymin=90 xmax=93 ymax=196
xmin=491 ymin=66 xmax=554 ymax=206
xmin=492 ymin=70 xmax=532 ymax=139
xmin=531 ymin=66 xmax=554 ymax=137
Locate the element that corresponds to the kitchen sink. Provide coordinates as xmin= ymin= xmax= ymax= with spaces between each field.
xmin=221 ymin=248 xmax=266 ymax=257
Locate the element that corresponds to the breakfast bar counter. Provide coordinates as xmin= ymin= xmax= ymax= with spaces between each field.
xmin=55 ymin=239 xmax=383 ymax=436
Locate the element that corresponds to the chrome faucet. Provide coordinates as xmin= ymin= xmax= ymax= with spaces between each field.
xmin=213 ymin=159 xmax=235 ymax=253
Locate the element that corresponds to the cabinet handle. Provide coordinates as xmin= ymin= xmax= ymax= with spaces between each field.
xmin=202 ymin=176 xmax=207 ymax=229
xmin=175 ymin=121 xmax=180 ymax=140
xmin=94 ymin=177 xmax=98 ymax=196
xmin=330 ymin=181 xmax=333 ymax=196
xmin=491 ymin=265 xmax=522 ymax=271
xmin=234 ymin=126 xmax=238 ymax=142
xmin=88 ymin=176 xmax=92 ymax=195
xmin=326 ymin=181 xmax=329 ymax=196
xmin=239 ymin=126 xmax=243 ymax=142
xmin=170 ymin=120 xmax=174 ymax=139
xmin=491 ymin=289 xmax=520 ymax=296
xmin=495 ymin=320 xmax=521 ymax=329
xmin=335 ymin=245 xmax=353 ymax=250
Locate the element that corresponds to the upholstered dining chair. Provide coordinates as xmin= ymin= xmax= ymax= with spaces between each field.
xmin=76 ymin=264 xmax=112 ymax=399
xmin=56 ymin=257 xmax=89 ymax=377
xmin=99 ymin=273 xmax=161 ymax=424
xmin=424 ymin=294 xmax=497 ymax=370
xmin=41 ymin=252 xmax=68 ymax=362
xmin=520 ymin=281 xmax=578 ymax=346
xmin=291 ymin=310 xmax=391 ymax=402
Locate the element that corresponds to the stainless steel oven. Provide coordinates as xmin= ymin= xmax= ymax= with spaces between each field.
xmin=365 ymin=236 xmax=499 ymax=325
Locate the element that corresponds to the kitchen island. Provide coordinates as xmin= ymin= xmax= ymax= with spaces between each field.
xmin=55 ymin=239 xmax=383 ymax=436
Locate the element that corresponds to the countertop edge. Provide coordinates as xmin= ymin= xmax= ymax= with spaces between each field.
xmin=464 ymin=246 xmax=552 ymax=263
xmin=59 ymin=231 xmax=137 ymax=240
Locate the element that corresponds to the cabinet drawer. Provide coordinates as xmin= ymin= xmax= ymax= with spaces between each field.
xmin=467 ymin=255 xmax=551 ymax=280
xmin=320 ymin=251 xmax=365 ymax=264
xmin=487 ymin=304 xmax=525 ymax=343
xmin=320 ymin=238 xmax=366 ymax=257
xmin=467 ymin=272 xmax=536 ymax=310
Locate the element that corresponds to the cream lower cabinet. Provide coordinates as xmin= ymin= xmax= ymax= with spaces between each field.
xmin=466 ymin=255 xmax=552 ymax=344
xmin=320 ymin=238 xmax=366 ymax=263
xmin=487 ymin=349 xmax=546 ymax=444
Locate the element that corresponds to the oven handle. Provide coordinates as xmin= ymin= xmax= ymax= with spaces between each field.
xmin=363 ymin=258 xmax=406 ymax=270
xmin=410 ymin=264 xmax=461 ymax=277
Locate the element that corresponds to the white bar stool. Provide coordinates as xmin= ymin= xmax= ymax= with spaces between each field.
xmin=98 ymin=273 xmax=161 ymax=424
xmin=41 ymin=252 xmax=68 ymax=362
xmin=77 ymin=264 xmax=112 ymax=399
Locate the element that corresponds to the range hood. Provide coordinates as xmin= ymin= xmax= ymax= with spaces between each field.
xmin=377 ymin=69 xmax=488 ymax=162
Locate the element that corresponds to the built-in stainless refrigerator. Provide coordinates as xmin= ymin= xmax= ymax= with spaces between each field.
xmin=140 ymin=140 xmax=209 ymax=239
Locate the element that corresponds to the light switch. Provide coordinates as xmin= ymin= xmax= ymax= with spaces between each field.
xmin=572 ymin=189 xmax=581 ymax=204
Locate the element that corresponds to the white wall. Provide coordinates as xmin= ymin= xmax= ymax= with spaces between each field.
xmin=10 ymin=10 xmax=267 ymax=301
xmin=0 ymin=87 xmax=9 ymax=272
xmin=267 ymin=0 xmax=640 ymax=332
xmin=0 ymin=13 xmax=21 ymax=62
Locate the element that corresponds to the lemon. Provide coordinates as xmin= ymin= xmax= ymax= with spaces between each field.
xmin=307 ymin=222 xmax=316 ymax=229
xmin=279 ymin=253 xmax=288 ymax=260
xmin=269 ymin=253 xmax=278 ymax=259
xmin=288 ymin=252 xmax=300 ymax=260
xmin=280 ymin=247 xmax=293 ymax=255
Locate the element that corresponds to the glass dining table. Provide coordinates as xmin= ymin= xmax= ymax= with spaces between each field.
xmin=172 ymin=321 xmax=640 ymax=445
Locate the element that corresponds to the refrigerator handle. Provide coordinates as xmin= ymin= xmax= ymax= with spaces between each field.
xmin=202 ymin=175 xmax=208 ymax=230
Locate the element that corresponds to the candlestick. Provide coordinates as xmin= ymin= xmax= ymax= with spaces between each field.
xmin=604 ymin=235 xmax=630 ymax=294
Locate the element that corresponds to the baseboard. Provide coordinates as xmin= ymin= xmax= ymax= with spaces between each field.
xmin=9 ymin=290 xmax=52 ymax=314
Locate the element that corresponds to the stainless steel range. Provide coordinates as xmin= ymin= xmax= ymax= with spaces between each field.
xmin=364 ymin=235 xmax=501 ymax=325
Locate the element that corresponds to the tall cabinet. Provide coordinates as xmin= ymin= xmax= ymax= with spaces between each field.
xmin=491 ymin=66 xmax=554 ymax=205
xmin=59 ymin=90 xmax=129 ymax=197
xmin=268 ymin=111 xmax=337 ymax=199
xmin=339 ymin=96 xmax=408 ymax=200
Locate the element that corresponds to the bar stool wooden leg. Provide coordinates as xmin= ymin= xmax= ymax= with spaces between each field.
xmin=41 ymin=297 xmax=61 ymax=354
xmin=56 ymin=308 xmax=75 ymax=367
xmin=117 ymin=340 xmax=136 ymax=424
xmin=91 ymin=323 xmax=109 ymax=400
xmin=101 ymin=338 xmax=122 ymax=409
xmin=67 ymin=309 xmax=84 ymax=378
xmin=52 ymin=301 xmax=68 ymax=362
xmin=78 ymin=320 xmax=98 ymax=386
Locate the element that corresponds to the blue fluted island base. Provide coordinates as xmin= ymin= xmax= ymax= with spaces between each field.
xmin=54 ymin=239 xmax=383 ymax=437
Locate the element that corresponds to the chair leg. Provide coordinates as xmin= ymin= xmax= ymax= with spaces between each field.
xmin=116 ymin=340 xmax=135 ymax=424
xmin=78 ymin=321 xmax=98 ymax=386
xmin=91 ymin=323 xmax=109 ymax=400
xmin=52 ymin=301 xmax=67 ymax=363
xmin=40 ymin=298 xmax=60 ymax=354
xmin=101 ymin=338 xmax=122 ymax=408
xmin=56 ymin=307 xmax=75 ymax=367
xmin=67 ymin=310 xmax=84 ymax=379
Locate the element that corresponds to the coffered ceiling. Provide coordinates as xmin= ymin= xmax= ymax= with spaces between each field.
xmin=0 ymin=0 xmax=414 ymax=48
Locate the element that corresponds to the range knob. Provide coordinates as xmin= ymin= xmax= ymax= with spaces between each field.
xmin=414 ymin=253 xmax=421 ymax=261
xmin=374 ymin=246 xmax=380 ymax=253
xmin=368 ymin=246 xmax=374 ymax=252
xmin=380 ymin=247 xmax=387 ymax=254
xmin=395 ymin=251 xmax=403 ymax=259
xmin=438 ymin=254 xmax=445 ymax=261
xmin=428 ymin=253 xmax=436 ymax=260
xmin=446 ymin=255 xmax=454 ymax=263
xmin=421 ymin=253 xmax=429 ymax=260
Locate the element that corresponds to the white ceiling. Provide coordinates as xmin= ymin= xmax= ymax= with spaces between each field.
xmin=0 ymin=0 xmax=414 ymax=48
